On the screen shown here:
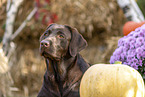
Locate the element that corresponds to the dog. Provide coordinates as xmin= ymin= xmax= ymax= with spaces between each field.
xmin=38 ymin=24 xmax=90 ymax=97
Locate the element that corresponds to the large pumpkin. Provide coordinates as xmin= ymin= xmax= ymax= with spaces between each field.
xmin=80 ymin=64 xmax=144 ymax=97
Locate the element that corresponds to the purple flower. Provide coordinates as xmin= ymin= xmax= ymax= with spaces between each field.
xmin=123 ymin=45 xmax=129 ymax=51
xmin=138 ymin=60 xmax=142 ymax=66
xmin=136 ymin=47 xmax=143 ymax=54
xmin=124 ymin=42 xmax=130 ymax=48
xmin=120 ymin=53 xmax=125 ymax=60
xmin=142 ymin=52 xmax=145 ymax=57
xmin=136 ymin=37 xmax=144 ymax=45
xmin=127 ymin=55 xmax=133 ymax=61
xmin=133 ymin=33 xmax=139 ymax=38
xmin=110 ymin=56 xmax=115 ymax=64
xmin=118 ymin=38 xmax=124 ymax=46
xmin=142 ymin=29 xmax=145 ymax=34
xmin=127 ymin=49 xmax=136 ymax=56
xmin=141 ymin=45 xmax=145 ymax=51
xmin=123 ymin=62 xmax=128 ymax=65
xmin=128 ymin=31 xmax=135 ymax=36
xmin=127 ymin=37 xmax=135 ymax=42
xmin=115 ymin=48 xmax=122 ymax=55
xmin=135 ymin=42 xmax=142 ymax=48
xmin=138 ymin=30 xmax=144 ymax=37
xmin=130 ymin=41 xmax=135 ymax=49
xmin=135 ymin=27 xmax=141 ymax=32
xmin=131 ymin=63 xmax=138 ymax=70
xmin=141 ymin=24 xmax=145 ymax=30
xmin=132 ymin=57 xmax=138 ymax=64
xmin=136 ymin=53 xmax=142 ymax=59
xmin=110 ymin=24 xmax=145 ymax=75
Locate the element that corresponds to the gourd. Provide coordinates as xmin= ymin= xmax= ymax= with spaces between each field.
xmin=80 ymin=64 xmax=144 ymax=97
xmin=123 ymin=21 xmax=145 ymax=36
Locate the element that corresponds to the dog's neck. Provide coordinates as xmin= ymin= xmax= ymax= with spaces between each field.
xmin=46 ymin=55 xmax=76 ymax=79
xmin=45 ymin=55 xmax=77 ymax=96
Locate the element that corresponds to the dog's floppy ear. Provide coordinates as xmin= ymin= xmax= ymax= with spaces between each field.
xmin=66 ymin=26 xmax=88 ymax=57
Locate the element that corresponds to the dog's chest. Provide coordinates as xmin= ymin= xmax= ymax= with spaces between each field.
xmin=47 ymin=62 xmax=82 ymax=95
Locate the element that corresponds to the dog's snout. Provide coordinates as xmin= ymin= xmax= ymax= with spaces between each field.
xmin=40 ymin=40 xmax=50 ymax=47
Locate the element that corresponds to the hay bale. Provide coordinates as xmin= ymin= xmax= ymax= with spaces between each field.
xmin=51 ymin=0 xmax=126 ymax=38
xmin=9 ymin=48 xmax=45 ymax=96
xmin=12 ymin=0 xmax=126 ymax=44
xmin=81 ymin=36 xmax=121 ymax=64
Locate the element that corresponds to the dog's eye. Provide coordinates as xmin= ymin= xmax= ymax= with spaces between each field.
xmin=57 ymin=34 xmax=64 ymax=39
xmin=44 ymin=32 xmax=48 ymax=36
xmin=44 ymin=30 xmax=51 ymax=37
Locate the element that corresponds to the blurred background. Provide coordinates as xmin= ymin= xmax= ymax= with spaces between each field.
xmin=0 ymin=0 xmax=144 ymax=97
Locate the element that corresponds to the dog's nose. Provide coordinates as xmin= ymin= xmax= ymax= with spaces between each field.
xmin=40 ymin=40 xmax=50 ymax=47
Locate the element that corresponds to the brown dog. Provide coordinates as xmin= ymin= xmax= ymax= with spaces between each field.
xmin=38 ymin=24 xmax=90 ymax=97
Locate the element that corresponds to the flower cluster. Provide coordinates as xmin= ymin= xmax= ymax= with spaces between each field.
xmin=110 ymin=24 xmax=145 ymax=75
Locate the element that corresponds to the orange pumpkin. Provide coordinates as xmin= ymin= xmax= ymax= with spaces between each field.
xmin=123 ymin=21 xmax=145 ymax=36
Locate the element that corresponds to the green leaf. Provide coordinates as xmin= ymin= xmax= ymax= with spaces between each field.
xmin=114 ymin=61 xmax=122 ymax=64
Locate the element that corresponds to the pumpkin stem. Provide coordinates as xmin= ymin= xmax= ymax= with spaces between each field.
xmin=114 ymin=61 xmax=122 ymax=64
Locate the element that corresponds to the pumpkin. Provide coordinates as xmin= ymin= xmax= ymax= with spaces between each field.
xmin=123 ymin=21 xmax=145 ymax=36
xmin=80 ymin=64 xmax=144 ymax=97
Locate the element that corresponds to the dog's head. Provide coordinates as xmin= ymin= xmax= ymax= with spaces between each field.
xmin=39 ymin=24 xmax=87 ymax=60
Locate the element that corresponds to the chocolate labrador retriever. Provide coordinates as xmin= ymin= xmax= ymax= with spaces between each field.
xmin=38 ymin=24 xmax=90 ymax=97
